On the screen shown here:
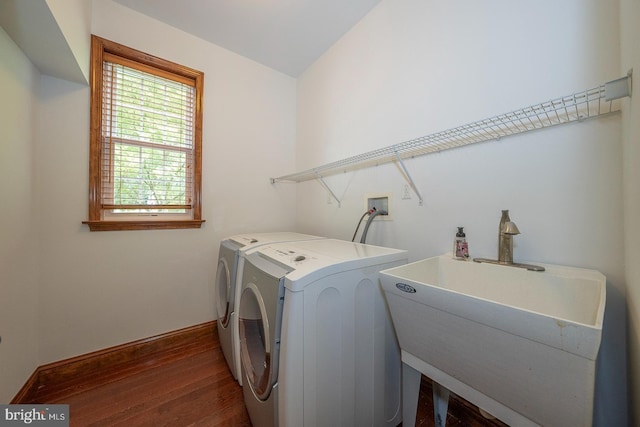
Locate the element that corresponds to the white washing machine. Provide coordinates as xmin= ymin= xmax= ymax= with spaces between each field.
xmin=215 ymin=232 xmax=324 ymax=384
xmin=238 ymin=239 xmax=407 ymax=427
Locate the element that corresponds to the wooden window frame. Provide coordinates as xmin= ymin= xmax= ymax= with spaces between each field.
xmin=84 ymin=35 xmax=204 ymax=231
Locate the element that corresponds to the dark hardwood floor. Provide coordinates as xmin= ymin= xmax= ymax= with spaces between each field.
xmin=33 ymin=328 xmax=251 ymax=426
xmin=415 ymin=378 xmax=507 ymax=427
xmin=31 ymin=327 xmax=505 ymax=426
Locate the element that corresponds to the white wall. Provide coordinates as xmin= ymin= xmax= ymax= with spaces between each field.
xmin=296 ymin=0 xmax=628 ymax=425
xmin=621 ymin=0 xmax=640 ymax=424
xmin=0 ymin=26 xmax=40 ymax=402
xmin=34 ymin=0 xmax=297 ymax=365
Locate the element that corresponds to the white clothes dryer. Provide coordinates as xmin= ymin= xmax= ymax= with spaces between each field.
xmin=215 ymin=232 xmax=324 ymax=384
xmin=238 ymin=239 xmax=407 ymax=427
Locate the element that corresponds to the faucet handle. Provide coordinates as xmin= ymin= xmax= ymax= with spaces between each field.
xmin=502 ymin=221 xmax=521 ymax=235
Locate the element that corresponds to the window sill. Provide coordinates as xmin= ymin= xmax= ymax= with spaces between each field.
xmin=83 ymin=220 xmax=205 ymax=231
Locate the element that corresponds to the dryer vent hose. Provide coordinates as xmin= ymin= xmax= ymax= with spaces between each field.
xmin=359 ymin=209 xmax=387 ymax=244
xmin=351 ymin=208 xmax=375 ymax=242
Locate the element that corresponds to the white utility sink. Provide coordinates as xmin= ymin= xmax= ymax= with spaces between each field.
xmin=379 ymin=254 xmax=606 ymax=427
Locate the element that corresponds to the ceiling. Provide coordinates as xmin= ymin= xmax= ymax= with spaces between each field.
xmin=113 ymin=0 xmax=383 ymax=77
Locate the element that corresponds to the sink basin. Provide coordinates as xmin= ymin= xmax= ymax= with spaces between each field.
xmin=379 ymin=254 xmax=606 ymax=427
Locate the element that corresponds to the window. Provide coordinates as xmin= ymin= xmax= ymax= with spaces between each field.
xmin=84 ymin=35 xmax=204 ymax=231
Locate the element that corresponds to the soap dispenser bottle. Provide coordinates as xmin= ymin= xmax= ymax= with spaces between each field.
xmin=453 ymin=227 xmax=469 ymax=260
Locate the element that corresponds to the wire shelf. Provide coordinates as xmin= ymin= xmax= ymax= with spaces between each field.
xmin=271 ymin=75 xmax=631 ymax=185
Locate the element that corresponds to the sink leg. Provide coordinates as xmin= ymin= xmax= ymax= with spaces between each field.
xmin=432 ymin=382 xmax=450 ymax=427
xmin=402 ymin=362 xmax=421 ymax=427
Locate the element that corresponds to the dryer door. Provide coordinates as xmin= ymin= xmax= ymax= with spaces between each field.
xmin=239 ymin=254 xmax=289 ymax=401
xmin=216 ymin=245 xmax=237 ymax=328
xmin=215 ymin=258 xmax=232 ymax=327
xmin=239 ymin=283 xmax=275 ymax=401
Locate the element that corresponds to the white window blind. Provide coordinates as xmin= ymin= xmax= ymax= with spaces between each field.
xmin=101 ymin=54 xmax=195 ymax=214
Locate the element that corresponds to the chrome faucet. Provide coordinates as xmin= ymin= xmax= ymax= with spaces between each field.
xmin=474 ymin=210 xmax=545 ymax=272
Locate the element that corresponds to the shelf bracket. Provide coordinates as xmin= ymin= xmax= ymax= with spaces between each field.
xmin=316 ymin=173 xmax=341 ymax=207
xmin=395 ymin=151 xmax=424 ymax=206
xmin=604 ymin=70 xmax=632 ymax=101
